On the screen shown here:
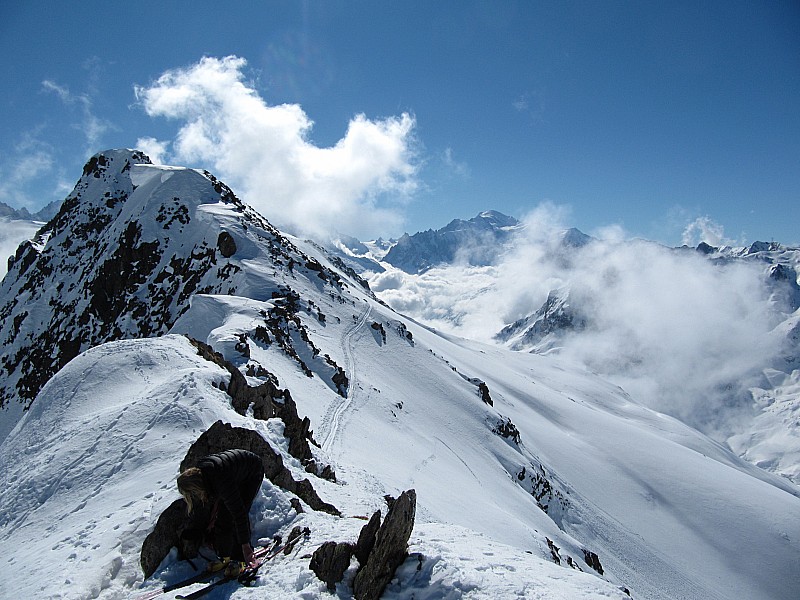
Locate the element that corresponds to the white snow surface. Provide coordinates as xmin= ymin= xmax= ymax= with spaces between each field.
xmin=1 ymin=153 xmax=799 ymax=599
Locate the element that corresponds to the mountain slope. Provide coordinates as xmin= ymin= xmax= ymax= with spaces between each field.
xmin=0 ymin=151 xmax=799 ymax=599
xmin=0 ymin=149 xmax=366 ymax=441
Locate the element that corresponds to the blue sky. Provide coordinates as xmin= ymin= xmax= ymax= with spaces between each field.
xmin=1 ymin=1 xmax=798 ymax=245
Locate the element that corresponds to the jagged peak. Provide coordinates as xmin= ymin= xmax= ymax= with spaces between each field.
xmin=81 ymin=148 xmax=152 ymax=177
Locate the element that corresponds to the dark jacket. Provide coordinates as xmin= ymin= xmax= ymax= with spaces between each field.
xmin=197 ymin=449 xmax=264 ymax=546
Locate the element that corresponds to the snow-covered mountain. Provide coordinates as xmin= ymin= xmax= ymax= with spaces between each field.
xmin=1 ymin=150 xmax=799 ymax=600
xmin=381 ymin=210 xmax=523 ymax=273
xmin=0 ymin=199 xmax=61 ymax=222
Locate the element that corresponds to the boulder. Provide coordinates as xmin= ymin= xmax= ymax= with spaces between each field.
xmin=140 ymin=499 xmax=196 ymax=578
xmin=310 ymin=541 xmax=355 ymax=592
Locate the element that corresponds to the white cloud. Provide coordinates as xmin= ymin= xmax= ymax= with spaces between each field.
xmin=0 ymin=133 xmax=56 ymax=210
xmin=135 ymin=137 xmax=170 ymax=165
xmin=42 ymin=78 xmax=113 ymax=151
xmin=373 ymin=202 xmax=785 ymax=439
xmin=135 ymin=55 xmax=418 ymax=240
xmin=681 ymin=216 xmax=735 ymax=247
xmin=0 ymin=218 xmax=41 ymax=279
xmin=442 ymin=147 xmax=469 ymax=177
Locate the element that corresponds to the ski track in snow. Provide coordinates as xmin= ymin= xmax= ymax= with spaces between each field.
xmin=563 ymin=485 xmax=727 ymax=600
xmin=320 ymin=301 xmax=371 ymax=454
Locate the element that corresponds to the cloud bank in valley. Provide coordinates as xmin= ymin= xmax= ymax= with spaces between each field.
xmin=135 ymin=56 xmax=418 ymax=240
xmin=0 ymin=218 xmax=41 ymax=279
xmin=373 ymin=205 xmax=788 ymax=437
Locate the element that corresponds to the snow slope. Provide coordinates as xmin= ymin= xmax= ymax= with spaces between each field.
xmin=0 ymin=335 xmax=628 ymax=600
xmin=1 ymin=151 xmax=799 ymax=599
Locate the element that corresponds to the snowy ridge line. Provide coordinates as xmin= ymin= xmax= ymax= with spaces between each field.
xmin=320 ymin=301 xmax=371 ymax=453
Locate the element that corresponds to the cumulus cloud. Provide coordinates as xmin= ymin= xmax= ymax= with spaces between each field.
xmin=135 ymin=137 xmax=170 ymax=165
xmin=681 ymin=216 xmax=736 ymax=247
xmin=135 ymin=56 xmax=418 ymax=240
xmin=373 ymin=203 xmax=787 ymax=439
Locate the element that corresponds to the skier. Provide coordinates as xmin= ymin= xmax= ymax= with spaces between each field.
xmin=177 ymin=449 xmax=265 ymax=567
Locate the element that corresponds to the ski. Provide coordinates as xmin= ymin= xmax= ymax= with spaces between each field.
xmin=134 ymin=570 xmax=216 ymax=600
xmin=134 ymin=541 xmax=281 ymax=600
xmin=175 ymin=529 xmax=309 ymax=599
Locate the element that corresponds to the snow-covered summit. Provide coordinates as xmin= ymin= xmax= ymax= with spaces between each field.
xmin=0 ymin=149 xmax=366 ymax=439
xmin=381 ymin=210 xmax=524 ymax=273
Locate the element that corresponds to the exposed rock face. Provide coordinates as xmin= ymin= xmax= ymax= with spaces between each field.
xmin=495 ymin=289 xmax=586 ymax=352
xmin=140 ymin=499 xmax=195 ymax=578
xmin=354 ymin=510 xmax=382 ymax=565
xmin=217 ymin=231 xmax=237 ymax=258
xmin=352 ymin=489 xmax=416 ymax=600
xmin=188 ymin=338 xmax=316 ymax=465
xmin=582 ymin=548 xmax=604 ymax=574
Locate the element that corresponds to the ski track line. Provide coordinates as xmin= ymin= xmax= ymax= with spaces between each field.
xmin=559 ymin=479 xmax=729 ymax=600
xmin=320 ymin=302 xmax=371 ymax=454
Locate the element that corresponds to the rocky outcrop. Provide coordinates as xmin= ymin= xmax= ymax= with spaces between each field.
xmin=188 ymin=338 xmax=316 ymax=464
xmin=309 ymin=490 xmax=417 ymax=598
xmin=310 ymin=541 xmax=356 ymax=592
xmin=352 ymin=489 xmax=416 ymax=600
xmin=140 ymin=499 xmax=195 ymax=578
xmin=495 ymin=289 xmax=586 ymax=352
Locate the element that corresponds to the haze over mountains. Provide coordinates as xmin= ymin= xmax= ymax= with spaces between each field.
xmin=0 ymin=150 xmax=798 ymax=599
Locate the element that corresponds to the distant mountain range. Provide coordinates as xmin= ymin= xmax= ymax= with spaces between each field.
xmin=0 ymin=199 xmax=61 ymax=222
xmin=381 ymin=210 xmax=523 ymax=273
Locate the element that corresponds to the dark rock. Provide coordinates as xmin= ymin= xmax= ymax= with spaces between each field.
xmin=354 ymin=510 xmax=382 ymax=565
xmin=352 ymin=489 xmax=416 ymax=600
xmin=140 ymin=499 xmax=192 ymax=578
xmin=492 ymin=417 xmax=520 ymax=443
xmin=370 ymin=322 xmax=387 ymax=344
xmin=478 ymin=381 xmax=493 ymax=406
xmin=546 ymin=537 xmax=561 ymax=565
xmin=188 ymin=337 xmax=317 ymax=465
xmin=284 ymin=525 xmax=309 ymax=555
xmin=217 ymin=231 xmax=236 ymax=258
xmin=582 ymin=548 xmax=604 ymax=574
xmin=310 ymin=541 xmax=355 ymax=592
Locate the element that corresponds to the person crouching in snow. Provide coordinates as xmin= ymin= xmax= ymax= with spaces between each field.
xmin=177 ymin=449 xmax=265 ymax=566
